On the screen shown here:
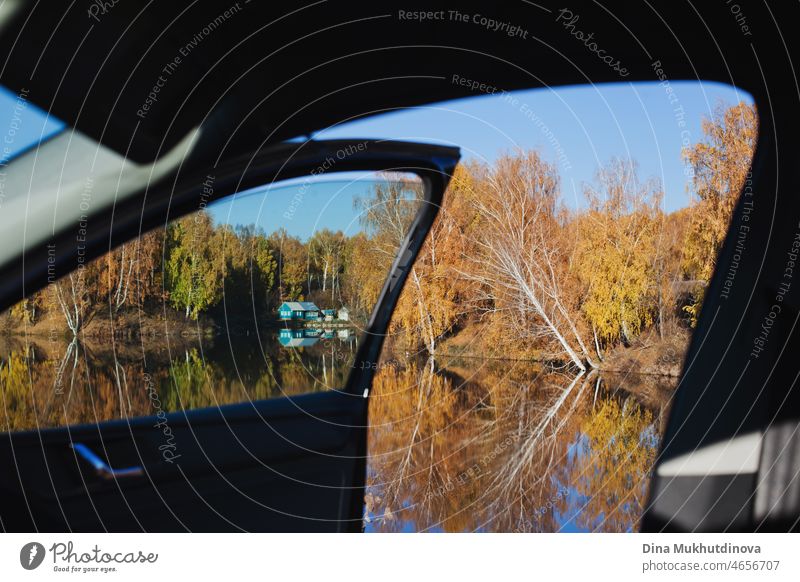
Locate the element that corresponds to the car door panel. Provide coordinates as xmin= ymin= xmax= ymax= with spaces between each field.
xmin=0 ymin=141 xmax=459 ymax=532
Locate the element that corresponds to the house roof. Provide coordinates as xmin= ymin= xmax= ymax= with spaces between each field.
xmin=280 ymin=301 xmax=319 ymax=311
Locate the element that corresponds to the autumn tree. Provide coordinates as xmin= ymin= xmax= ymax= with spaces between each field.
xmin=10 ymin=293 xmax=45 ymax=325
xmin=133 ymin=229 xmax=167 ymax=306
xmin=341 ymin=232 xmax=385 ymax=319
xmin=391 ymin=164 xmax=479 ymax=356
xmin=308 ymin=229 xmax=346 ymax=302
xmin=682 ymin=101 xmax=758 ymax=323
xmin=652 ymin=208 xmax=689 ymax=336
xmin=573 ymin=159 xmax=663 ymax=346
xmin=270 ymin=229 xmax=307 ymax=301
xmin=52 ymin=264 xmax=98 ymax=336
xmin=103 ymin=243 xmax=137 ymax=313
xmin=465 ymin=151 xmax=597 ymax=370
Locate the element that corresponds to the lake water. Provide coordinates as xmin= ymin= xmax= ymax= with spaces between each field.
xmin=365 ymin=357 xmax=675 ymax=532
xmin=0 ymin=333 xmax=675 ymax=532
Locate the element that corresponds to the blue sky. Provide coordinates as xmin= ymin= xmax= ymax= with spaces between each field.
xmin=220 ymin=80 xmax=752 ymax=236
xmin=315 ymin=81 xmax=753 ymax=213
xmin=2 ymin=80 xmax=754 ymax=237
xmin=0 ymin=85 xmax=64 ymax=164
xmin=210 ymin=174 xmax=383 ymax=241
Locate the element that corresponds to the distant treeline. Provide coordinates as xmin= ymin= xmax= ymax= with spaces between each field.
xmin=3 ymin=102 xmax=756 ymax=368
xmin=4 ymin=180 xmax=423 ymax=336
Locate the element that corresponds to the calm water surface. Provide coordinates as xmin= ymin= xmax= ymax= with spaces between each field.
xmin=365 ymin=357 xmax=675 ymax=532
xmin=0 ymin=334 xmax=674 ymax=532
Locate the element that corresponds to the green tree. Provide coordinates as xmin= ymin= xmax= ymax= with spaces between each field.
xmin=253 ymin=234 xmax=278 ymax=306
xmin=165 ymin=212 xmax=222 ymax=319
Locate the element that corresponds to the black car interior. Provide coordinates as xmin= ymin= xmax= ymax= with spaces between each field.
xmin=0 ymin=0 xmax=798 ymax=532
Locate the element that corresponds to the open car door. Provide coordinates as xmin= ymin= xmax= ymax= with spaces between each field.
xmin=0 ymin=137 xmax=459 ymax=532
xmin=643 ymin=104 xmax=800 ymax=533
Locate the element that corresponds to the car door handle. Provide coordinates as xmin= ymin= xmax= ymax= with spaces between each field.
xmin=71 ymin=443 xmax=144 ymax=480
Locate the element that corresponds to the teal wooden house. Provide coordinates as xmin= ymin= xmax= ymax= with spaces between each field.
xmin=278 ymin=301 xmax=321 ymax=320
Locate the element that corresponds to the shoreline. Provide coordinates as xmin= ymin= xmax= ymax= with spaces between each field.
xmin=438 ymin=350 xmax=681 ymax=378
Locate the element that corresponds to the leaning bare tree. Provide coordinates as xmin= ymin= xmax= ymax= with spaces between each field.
xmin=464 ymin=152 xmax=598 ymax=371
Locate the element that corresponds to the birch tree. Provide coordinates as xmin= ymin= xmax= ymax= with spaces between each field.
xmin=308 ymin=229 xmax=346 ymax=300
xmin=465 ymin=152 xmax=596 ymax=370
xmin=52 ymin=269 xmax=91 ymax=336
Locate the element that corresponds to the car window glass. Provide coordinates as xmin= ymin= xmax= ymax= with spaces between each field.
xmin=329 ymin=82 xmax=759 ymax=532
xmin=0 ymin=170 xmax=423 ymax=432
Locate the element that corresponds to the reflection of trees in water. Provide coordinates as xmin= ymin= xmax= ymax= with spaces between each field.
xmin=2 ymin=337 xmax=668 ymax=530
xmin=53 ymin=337 xmax=80 ymax=403
xmin=0 ymin=336 xmax=356 ymax=431
xmin=477 ymin=370 xmax=593 ymax=533
xmin=1 ymin=339 xmax=153 ymax=430
xmin=365 ymin=361 xmax=671 ymax=532
xmin=556 ymin=397 xmax=657 ymax=532
xmin=365 ymin=361 xmax=463 ymax=530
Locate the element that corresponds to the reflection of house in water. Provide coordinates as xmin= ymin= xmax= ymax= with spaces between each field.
xmin=332 ymin=328 xmax=356 ymax=344
xmin=278 ymin=328 xmax=321 ymax=347
xmin=277 ymin=327 xmax=356 ymax=348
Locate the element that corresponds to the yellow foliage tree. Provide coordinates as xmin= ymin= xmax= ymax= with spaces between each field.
xmin=391 ymin=164 xmax=480 ymax=355
xmin=682 ymin=102 xmax=758 ymax=324
xmin=573 ymin=159 xmax=663 ymax=345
